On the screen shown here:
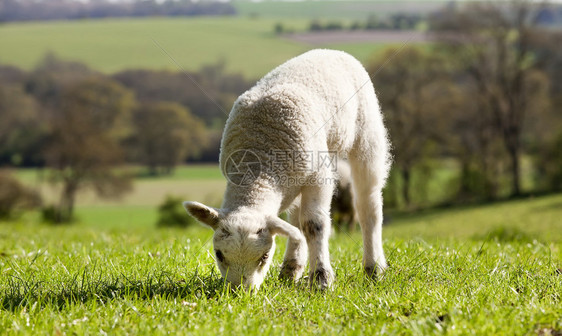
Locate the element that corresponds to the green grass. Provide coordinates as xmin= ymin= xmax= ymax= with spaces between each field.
xmin=1 ymin=193 xmax=561 ymax=334
xmin=9 ymin=168 xmax=44 ymax=184
xmin=0 ymin=17 xmax=405 ymax=79
xmin=0 ymin=17 xmax=311 ymax=78
xmin=76 ymin=206 xmax=159 ymax=230
xmin=385 ymin=194 xmax=562 ymax=241
xmin=14 ymin=165 xmax=226 ymax=209
xmin=10 ymin=165 xmax=226 ymax=230
xmin=136 ymin=165 xmax=225 ymax=181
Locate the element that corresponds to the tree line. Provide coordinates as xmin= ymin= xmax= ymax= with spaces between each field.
xmin=372 ymin=1 xmax=562 ymax=208
xmin=0 ymin=0 xmax=236 ymax=23
xmin=308 ymin=14 xmax=423 ymax=32
xmin=1 ymin=1 xmax=562 ymax=222
xmin=0 ymin=54 xmax=252 ymax=222
xmin=274 ymin=3 xmax=562 ymax=35
xmin=274 ymin=14 xmax=424 ymax=35
xmin=0 ymin=54 xmax=252 ymax=166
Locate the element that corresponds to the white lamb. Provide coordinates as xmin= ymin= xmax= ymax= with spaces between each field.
xmin=184 ymin=49 xmax=391 ymax=290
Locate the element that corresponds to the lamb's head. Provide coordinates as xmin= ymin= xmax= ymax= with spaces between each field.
xmin=183 ymin=201 xmax=304 ymax=290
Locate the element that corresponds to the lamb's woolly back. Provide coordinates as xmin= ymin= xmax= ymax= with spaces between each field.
xmin=220 ymin=49 xmax=391 ymax=192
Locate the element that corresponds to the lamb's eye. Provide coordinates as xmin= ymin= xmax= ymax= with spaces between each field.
xmin=256 ymin=228 xmax=264 ymax=235
xmin=215 ymin=250 xmax=224 ymax=262
xmin=258 ymin=252 xmax=269 ymax=266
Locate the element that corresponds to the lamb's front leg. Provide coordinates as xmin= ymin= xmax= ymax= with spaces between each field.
xmin=301 ymin=186 xmax=334 ymax=290
xmin=279 ymin=208 xmax=307 ymax=281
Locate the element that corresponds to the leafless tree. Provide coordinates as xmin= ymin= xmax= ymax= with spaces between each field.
xmin=431 ymin=0 xmax=552 ymax=196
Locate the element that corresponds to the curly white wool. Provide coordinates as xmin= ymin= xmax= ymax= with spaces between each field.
xmin=185 ymin=49 xmax=391 ymax=290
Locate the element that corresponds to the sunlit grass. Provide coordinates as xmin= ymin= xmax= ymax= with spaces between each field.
xmin=1 ymin=194 xmax=561 ymax=334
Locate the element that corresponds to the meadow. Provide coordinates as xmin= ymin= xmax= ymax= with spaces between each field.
xmin=1 ymin=166 xmax=561 ymax=334
xmin=0 ymin=17 xmax=391 ymax=79
xmin=9 ymin=158 xmax=539 ymax=227
xmin=1 ymin=8 xmax=561 ymax=333
xmin=11 ymin=165 xmax=226 ymax=228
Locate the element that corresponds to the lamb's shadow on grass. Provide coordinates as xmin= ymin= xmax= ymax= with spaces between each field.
xmin=0 ymin=268 xmax=227 ymax=311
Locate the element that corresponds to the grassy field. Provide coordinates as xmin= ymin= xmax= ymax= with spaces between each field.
xmin=0 ymin=17 xmax=305 ymax=78
xmin=2 ymin=165 xmax=562 ymax=334
xmin=1 ymin=192 xmax=561 ymax=334
xmin=1 ymin=5 xmax=559 ymax=333
xmin=10 ymin=159 xmax=538 ymax=228
xmin=11 ymin=165 xmax=226 ymax=228
xmin=0 ymin=17 xmax=406 ymax=78
xmin=11 ymin=162 xmax=456 ymax=229
xmin=0 ymin=17 xmax=394 ymax=79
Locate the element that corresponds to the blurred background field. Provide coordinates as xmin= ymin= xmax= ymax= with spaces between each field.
xmin=0 ymin=1 xmax=444 ymax=77
xmin=1 ymin=0 xmax=561 ymax=240
xmin=5 ymin=162 xmax=561 ymax=242
xmin=1 ymin=0 xmax=561 ymax=237
xmin=0 ymin=17 xmax=312 ymax=77
xmin=10 ymin=165 xmax=225 ymax=228
xmin=0 ymin=17 xmax=405 ymax=78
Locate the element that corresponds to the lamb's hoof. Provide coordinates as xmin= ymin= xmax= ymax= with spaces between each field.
xmin=309 ymin=267 xmax=334 ymax=291
xmin=279 ymin=259 xmax=305 ymax=282
xmin=364 ymin=263 xmax=387 ymax=280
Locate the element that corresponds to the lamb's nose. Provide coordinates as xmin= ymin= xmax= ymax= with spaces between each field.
xmin=226 ymin=275 xmax=244 ymax=287
xmin=242 ymin=280 xmax=260 ymax=292
xmin=228 ymin=281 xmax=251 ymax=291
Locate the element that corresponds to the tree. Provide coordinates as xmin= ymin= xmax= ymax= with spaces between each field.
xmin=112 ymin=64 xmax=252 ymax=127
xmin=128 ymin=102 xmax=207 ymax=175
xmin=431 ymin=1 xmax=552 ymax=196
xmin=535 ymin=131 xmax=562 ymax=192
xmin=44 ymin=77 xmax=134 ymax=223
xmin=447 ymin=80 xmax=506 ymax=201
xmin=0 ymin=83 xmax=45 ymax=166
xmin=25 ymin=53 xmax=95 ymax=108
xmin=369 ymin=46 xmax=453 ymax=207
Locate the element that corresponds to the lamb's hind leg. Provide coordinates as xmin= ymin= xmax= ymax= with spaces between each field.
xmin=279 ymin=203 xmax=307 ymax=281
xmin=349 ymin=154 xmax=388 ymax=277
xmin=300 ymin=184 xmax=334 ymax=290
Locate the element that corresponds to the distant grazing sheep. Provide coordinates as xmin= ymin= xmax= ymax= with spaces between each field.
xmin=184 ymin=49 xmax=391 ymax=290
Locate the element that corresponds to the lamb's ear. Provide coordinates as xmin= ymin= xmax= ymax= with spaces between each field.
xmin=266 ymin=216 xmax=305 ymax=242
xmin=183 ymin=201 xmax=220 ymax=230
